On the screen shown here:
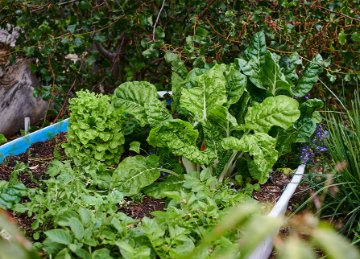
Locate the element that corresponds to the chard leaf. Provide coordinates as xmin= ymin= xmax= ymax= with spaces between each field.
xmin=208 ymin=106 xmax=238 ymax=133
xmin=180 ymin=64 xmax=227 ymax=123
xmin=275 ymin=127 xmax=299 ymax=156
xmin=261 ymin=52 xmax=292 ymax=95
xmin=224 ymin=64 xmax=247 ymax=106
xmin=244 ymin=31 xmax=267 ymax=65
xmin=295 ymin=117 xmax=317 ymax=142
xmin=280 ymin=53 xmax=301 ymax=82
xmin=111 ymin=155 xmax=160 ymax=196
xmin=293 ymin=54 xmax=323 ymax=97
xmin=222 ymin=133 xmax=278 ymax=183
xmin=147 ymin=119 xmax=215 ymax=165
xmin=245 ymin=95 xmax=300 ymax=133
xmin=239 ymin=58 xmax=263 ymax=90
xmin=113 ymin=81 xmax=171 ymax=126
xmin=171 ymin=72 xmax=184 ymax=112
xmin=129 ymin=141 xmax=141 ymax=154
xmin=299 ymin=98 xmax=324 ymax=116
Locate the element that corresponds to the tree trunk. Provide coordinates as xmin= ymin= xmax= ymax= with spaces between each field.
xmin=0 ymin=28 xmax=48 ymax=137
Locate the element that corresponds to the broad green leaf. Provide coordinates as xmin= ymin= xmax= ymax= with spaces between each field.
xmin=224 ymin=64 xmax=247 ymax=106
xmin=208 ymin=106 xmax=238 ymax=134
xmin=112 ymin=155 xmax=160 ymax=196
xmin=245 ymin=95 xmax=300 ymax=133
xmin=312 ymin=228 xmax=360 ymax=259
xmin=222 ymin=133 xmax=278 ymax=183
xmin=129 ymin=141 xmax=141 ymax=154
xmin=92 ymin=248 xmax=112 ymax=259
xmin=295 ymin=117 xmax=317 ymax=142
xmin=144 ymin=175 xmax=184 ymax=199
xmin=239 ymin=58 xmax=263 ymax=90
xmin=275 ymin=127 xmax=299 ymax=156
xmin=238 ymin=216 xmax=283 ymax=258
xmin=171 ymin=72 xmax=184 ymax=112
xmin=180 ymin=64 xmax=227 ymax=123
xmin=261 ymin=52 xmax=292 ymax=95
xmin=280 ymin=53 xmax=301 ymax=82
xmin=147 ymin=119 xmax=215 ymax=165
xmin=67 ymin=217 xmax=84 ymax=240
xmin=117 ymin=241 xmax=152 ymax=259
xmin=78 ymin=208 xmax=91 ymax=226
xmin=245 ymin=31 xmax=267 ymax=65
xmin=144 ymin=98 xmax=172 ymax=126
xmin=277 ymin=237 xmax=316 ymax=259
xmin=293 ymin=54 xmax=323 ymax=97
xmin=299 ymin=98 xmax=324 ymax=116
xmin=112 ymin=81 xmax=171 ymax=126
xmin=44 ymin=229 xmax=73 ymax=245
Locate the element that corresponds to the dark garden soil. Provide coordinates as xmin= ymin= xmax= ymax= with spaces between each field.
xmin=0 ymin=133 xmax=309 ymax=243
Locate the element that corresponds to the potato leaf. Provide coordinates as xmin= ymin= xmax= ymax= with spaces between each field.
xmin=44 ymin=229 xmax=73 ymax=245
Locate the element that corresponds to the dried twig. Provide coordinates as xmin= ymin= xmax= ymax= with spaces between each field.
xmin=152 ymin=0 xmax=166 ymax=42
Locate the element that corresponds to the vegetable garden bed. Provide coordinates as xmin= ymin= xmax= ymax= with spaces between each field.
xmin=0 ymin=119 xmax=306 ymax=259
xmin=0 ymin=32 xmax=324 ymax=258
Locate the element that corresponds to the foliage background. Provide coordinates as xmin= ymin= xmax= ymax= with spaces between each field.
xmin=0 ymin=0 xmax=358 ymax=121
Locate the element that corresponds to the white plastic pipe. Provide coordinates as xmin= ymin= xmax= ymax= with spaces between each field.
xmin=24 ymin=117 xmax=30 ymax=135
xmin=248 ymin=164 xmax=306 ymax=259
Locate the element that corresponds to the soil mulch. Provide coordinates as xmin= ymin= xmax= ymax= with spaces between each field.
xmin=0 ymin=133 xmax=67 ymax=188
xmin=119 ymin=197 xmax=166 ymax=219
xmin=253 ymin=172 xmax=309 ymax=211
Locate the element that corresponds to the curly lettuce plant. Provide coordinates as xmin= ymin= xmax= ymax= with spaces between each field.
xmin=63 ymin=90 xmax=125 ymax=166
xmin=112 ymin=32 xmax=323 ymax=185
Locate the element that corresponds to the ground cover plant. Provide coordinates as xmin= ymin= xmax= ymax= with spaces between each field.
xmin=2 ymin=32 xmax=358 ymax=258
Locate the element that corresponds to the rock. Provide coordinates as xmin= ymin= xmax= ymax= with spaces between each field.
xmin=0 ymin=27 xmax=48 ymax=137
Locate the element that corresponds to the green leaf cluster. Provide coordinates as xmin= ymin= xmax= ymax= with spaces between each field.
xmin=62 ymin=90 xmax=125 ymax=166
xmin=111 ymin=32 xmax=323 ymax=184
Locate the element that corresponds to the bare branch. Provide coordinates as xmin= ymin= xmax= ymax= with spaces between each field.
xmin=94 ymin=42 xmax=115 ymax=61
xmin=152 ymin=0 xmax=166 ymax=42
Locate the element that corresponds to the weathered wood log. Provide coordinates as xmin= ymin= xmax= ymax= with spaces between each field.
xmin=0 ymin=28 xmax=48 ymax=137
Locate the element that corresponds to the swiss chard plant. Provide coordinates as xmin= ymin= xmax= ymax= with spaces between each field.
xmin=112 ymin=32 xmax=324 ymax=184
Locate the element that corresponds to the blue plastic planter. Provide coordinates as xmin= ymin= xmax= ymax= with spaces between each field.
xmin=0 ymin=119 xmax=69 ymax=163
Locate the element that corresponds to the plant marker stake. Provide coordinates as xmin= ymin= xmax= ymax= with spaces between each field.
xmin=24 ymin=117 xmax=30 ymax=135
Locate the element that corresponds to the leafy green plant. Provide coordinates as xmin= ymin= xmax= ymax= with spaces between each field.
xmin=321 ymin=90 xmax=360 ymax=240
xmin=187 ymin=208 xmax=360 ymax=259
xmin=0 ymin=134 xmax=7 ymax=145
xmin=62 ymin=90 xmax=125 ymax=166
xmin=0 ymin=163 xmax=28 ymax=210
xmin=113 ymin=32 xmax=324 ymax=185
